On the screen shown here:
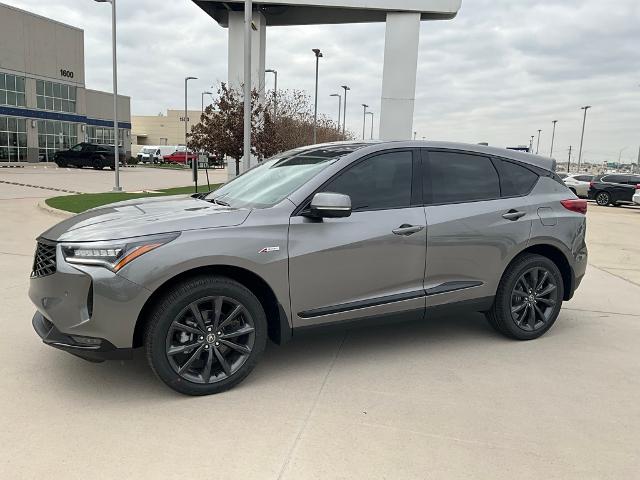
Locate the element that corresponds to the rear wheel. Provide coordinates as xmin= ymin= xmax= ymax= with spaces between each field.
xmin=144 ymin=276 xmax=267 ymax=395
xmin=595 ymin=191 xmax=611 ymax=206
xmin=486 ymin=254 xmax=564 ymax=340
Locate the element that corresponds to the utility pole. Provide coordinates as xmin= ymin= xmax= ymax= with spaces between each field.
xmin=567 ymin=145 xmax=572 ymax=173
xmin=577 ymin=105 xmax=591 ymax=173
xmin=550 ymin=120 xmax=558 ymax=158
xmin=536 ymin=129 xmax=542 ymax=154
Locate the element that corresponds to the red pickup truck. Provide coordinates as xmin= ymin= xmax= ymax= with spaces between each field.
xmin=163 ymin=151 xmax=198 ymax=164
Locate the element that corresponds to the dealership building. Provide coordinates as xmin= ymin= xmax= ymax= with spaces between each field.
xmin=0 ymin=2 xmax=131 ymax=163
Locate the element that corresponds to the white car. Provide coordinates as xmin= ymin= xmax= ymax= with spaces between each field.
xmin=563 ymin=174 xmax=593 ymax=198
xmin=633 ymin=185 xmax=640 ymax=206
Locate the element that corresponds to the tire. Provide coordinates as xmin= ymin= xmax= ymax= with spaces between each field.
xmin=486 ymin=253 xmax=564 ymax=340
xmin=595 ymin=191 xmax=611 ymax=206
xmin=144 ymin=276 xmax=267 ymax=395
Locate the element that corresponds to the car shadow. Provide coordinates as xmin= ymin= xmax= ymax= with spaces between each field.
xmin=45 ymin=309 xmax=575 ymax=401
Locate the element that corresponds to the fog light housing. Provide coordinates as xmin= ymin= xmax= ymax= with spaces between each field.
xmin=71 ymin=336 xmax=102 ymax=347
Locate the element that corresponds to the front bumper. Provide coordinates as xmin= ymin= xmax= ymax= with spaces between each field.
xmin=29 ymin=241 xmax=152 ymax=351
xmin=32 ymin=311 xmax=132 ymax=362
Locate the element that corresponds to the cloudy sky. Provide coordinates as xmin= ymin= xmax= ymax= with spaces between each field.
xmin=5 ymin=0 xmax=639 ymax=163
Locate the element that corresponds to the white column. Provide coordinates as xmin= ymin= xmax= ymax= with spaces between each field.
xmin=227 ymin=10 xmax=266 ymax=178
xmin=379 ymin=12 xmax=421 ymax=141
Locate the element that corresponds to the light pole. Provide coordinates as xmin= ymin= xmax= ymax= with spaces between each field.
xmin=330 ymin=93 xmax=341 ymax=131
xmin=366 ymin=111 xmax=374 ymax=140
xmin=265 ymin=69 xmax=277 ymax=118
xmin=550 ymin=120 xmax=558 ymax=158
xmin=618 ymin=146 xmax=628 ymax=164
xmin=536 ymin=129 xmax=542 ymax=154
xmin=94 ymin=0 xmax=121 ymax=191
xmin=529 ymin=135 xmax=535 ymax=153
xmin=361 ymin=104 xmax=369 ymax=140
xmin=312 ymin=49 xmax=323 ymax=144
xmin=201 ymin=91 xmax=212 ymax=113
xmin=341 ymin=85 xmax=350 ymax=136
xmin=243 ymin=0 xmax=252 ymax=173
xmin=414 ymin=131 xmax=417 ymax=140
xmin=577 ymin=105 xmax=591 ymax=173
xmin=184 ymin=76 xmax=197 ymax=184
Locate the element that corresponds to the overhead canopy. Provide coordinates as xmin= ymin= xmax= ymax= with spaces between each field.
xmin=192 ymin=0 xmax=462 ymax=26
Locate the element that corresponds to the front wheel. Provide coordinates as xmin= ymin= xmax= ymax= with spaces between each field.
xmin=144 ymin=276 xmax=267 ymax=395
xmin=486 ymin=254 xmax=564 ymax=340
xmin=595 ymin=191 xmax=611 ymax=206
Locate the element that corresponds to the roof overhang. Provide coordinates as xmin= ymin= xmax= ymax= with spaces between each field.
xmin=192 ymin=0 xmax=462 ymax=27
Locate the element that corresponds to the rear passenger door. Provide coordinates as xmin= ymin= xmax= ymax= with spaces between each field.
xmin=422 ymin=150 xmax=537 ymax=309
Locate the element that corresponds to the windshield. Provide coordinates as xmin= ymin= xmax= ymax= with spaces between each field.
xmin=141 ymin=148 xmax=156 ymax=154
xmin=205 ymin=144 xmax=366 ymax=209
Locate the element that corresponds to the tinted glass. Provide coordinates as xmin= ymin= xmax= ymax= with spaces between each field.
xmin=427 ymin=152 xmax=500 ymax=204
xmin=498 ymin=160 xmax=539 ymax=197
xmin=604 ymin=175 xmax=624 ymax=183
xmin=323 ymin=151 xmax=413 ymax=211
xmin=621 ymin=175 xmax=640 ymax=185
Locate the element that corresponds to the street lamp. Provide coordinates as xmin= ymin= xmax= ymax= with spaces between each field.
xmin=330 ymin=93 xmax=342 ymax=132
xmin=361 ymin=104 xmax=369 ymax=140
xmin=577 ymin=105 xmax=591 ymax=173
xmin=265 ymin=69 xmax=277 ymax=118
xmin=366 ymin=111 xmax=374 ymax=140
xmin=94 ymin=0 xmax=121 ymax=191
xmin=312 ymin=49 xmax=323 ymax=144
xmin=536 ymin=129 xmax=542 ymax=154
xmin=550 ymin=120 xmax=558 ymax=158
xmin=341 ymin=85 xmax=350 ymax=136
xmin=618 ymin=146 xmax=628 ymax=163
xmin=184 ymin=76 xmax=197 ymax=184
xmin=201 ymin=91 xmax=213 ymax=113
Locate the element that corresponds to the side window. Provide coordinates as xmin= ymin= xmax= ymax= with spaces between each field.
xmin=322 ymin=151 xmax=413 ymax=211
xmin=426 ymin=151 xmax=500 ymax=204
xmin=623 ymin=176 xmax=640 ymax=185
xmin=497 ymin=159 xmax=539 ymax=197
xmin=70 ymin=144 xmax=82 ymax=152
xmin=575 ymin=175 xmax=592 ymax=182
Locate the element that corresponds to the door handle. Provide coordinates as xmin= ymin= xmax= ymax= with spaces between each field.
xmin=502 ymin=210 xmax=526 ymax=221
xmin=392 ymin=224 xmax=425 ymax=236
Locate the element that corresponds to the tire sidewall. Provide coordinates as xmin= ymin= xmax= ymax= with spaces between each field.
xmin=146 ymin=277 xmax=267 ymax=395
xmin=495 ymin=255 xmax=564 ymax=340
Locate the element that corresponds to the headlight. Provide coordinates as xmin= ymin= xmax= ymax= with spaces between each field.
xmin=61 ymin=232 xmax=180 ymax=272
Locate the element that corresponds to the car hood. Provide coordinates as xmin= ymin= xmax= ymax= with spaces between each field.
xmin=40 ymin=195 xmax=251 ymax=242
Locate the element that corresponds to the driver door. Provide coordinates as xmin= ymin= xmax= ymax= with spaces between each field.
xmin=288 ymin=149 xmax=427 ymax=327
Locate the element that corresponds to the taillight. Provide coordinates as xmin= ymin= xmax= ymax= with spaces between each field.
xmin=636 ymin=184 xmax=640 ymax=190
xmin=561 ymin=199 xmax=587 ymax=214
xmin=589 ymin=181 xmax=595 ymax=188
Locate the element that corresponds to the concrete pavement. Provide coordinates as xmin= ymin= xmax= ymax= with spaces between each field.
xmin=0 ymin=178 xmax=638 ymax=479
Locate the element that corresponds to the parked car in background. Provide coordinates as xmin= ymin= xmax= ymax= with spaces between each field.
xmin=557 ymin=172 xmax=568 ymax=179
xmin=30 ymin=141 xmax=587 ymax=395
xmin=137 ymin=146 xmax=182 ymax=164
xmin=163 ymin=150 xmax=197 ymax=165
xmin=633 ymin=185 xmax=640 ymax=206
xmin=588 ymin=173 xmax=640 ymax=206
xmin=54 ymin=143 xmax=124 ymax=170
xmin=563 ymin=174 xmax=593 ymax=198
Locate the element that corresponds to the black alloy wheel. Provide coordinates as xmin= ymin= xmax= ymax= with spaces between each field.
xmin=145 ymin=276 xmax=267 ymax=395
xmin=165 ymin=296 xmax=256 ymax=384
xmin=486 ymin=253 xmax=564 ymax=340
xmin=510 ymin=267 xmax=559 ymax=332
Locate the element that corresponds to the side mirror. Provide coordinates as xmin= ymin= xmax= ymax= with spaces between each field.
xmin=308 ymin=192 xmax=352 ymax=218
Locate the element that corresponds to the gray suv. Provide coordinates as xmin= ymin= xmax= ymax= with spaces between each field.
xmin=29 ymin=141 xmax=588 ymax=395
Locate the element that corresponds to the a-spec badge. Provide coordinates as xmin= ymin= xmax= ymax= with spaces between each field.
xmin=258 ymin=246 xmax=280 ymax=254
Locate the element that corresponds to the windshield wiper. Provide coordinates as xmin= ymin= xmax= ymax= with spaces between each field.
xmin=210 ymin=197 xmax=231 ymax=207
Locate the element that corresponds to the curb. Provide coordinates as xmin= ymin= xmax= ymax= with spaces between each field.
xmin=37 ymin=200 xmax=74 ymax=218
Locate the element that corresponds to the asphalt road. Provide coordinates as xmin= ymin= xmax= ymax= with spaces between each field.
xmin=1 ymin=168 xmax=638 ymax=479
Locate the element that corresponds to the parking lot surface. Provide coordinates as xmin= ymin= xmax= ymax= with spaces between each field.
xmin=1 ymin=173 xmax=639 ymax=479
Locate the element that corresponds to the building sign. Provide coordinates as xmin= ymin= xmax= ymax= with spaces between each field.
xmin=60 ymin=69 xmax=74 ymax=79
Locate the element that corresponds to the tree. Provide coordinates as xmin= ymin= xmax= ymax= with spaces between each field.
xmin=189 ymin=84 xmax=352 ymax=175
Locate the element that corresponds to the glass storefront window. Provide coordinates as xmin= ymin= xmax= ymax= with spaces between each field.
xmin=35 ymin=79 xmax=76 ymax=113
xmin=36 ymin=120 xmax=78 ymax=162
xmin=0 ymin=73 xmax=26 ymax=108
xmin=0 ymin=116 xmax=28 ymax=162
xmin=86 ymin=126 xmax=124 ymax=146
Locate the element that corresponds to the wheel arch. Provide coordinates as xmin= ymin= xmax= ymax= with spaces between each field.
xmin=508 ymin=243 xmax=574 ymax=301
xmin=132 ymin=265 xmax=291 ymax=349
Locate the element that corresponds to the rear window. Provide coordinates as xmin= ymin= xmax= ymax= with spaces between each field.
xmin=497 ymin=159 xmax=539 ymax=197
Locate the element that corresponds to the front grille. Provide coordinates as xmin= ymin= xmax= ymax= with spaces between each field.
xmin=31 ymin=241 xmax=57 ymax=278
